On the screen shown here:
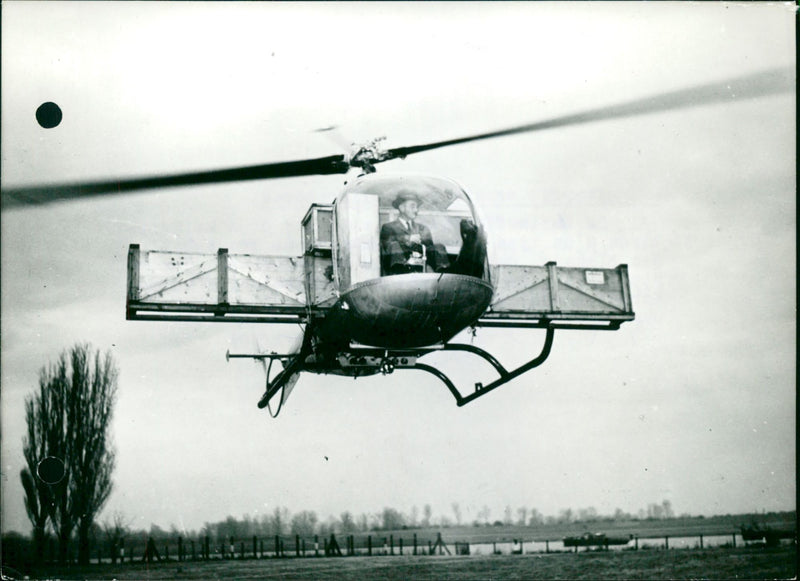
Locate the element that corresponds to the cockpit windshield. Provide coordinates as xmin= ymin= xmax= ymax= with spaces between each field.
xmin=343 ymin=174 xmax=488 ymax=280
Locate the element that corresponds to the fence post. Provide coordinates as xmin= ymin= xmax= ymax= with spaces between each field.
xmin=368 ymin=535 xmax=372 ymax=556
xmin=390 ymin=534 xmax=394 ymax=556
xmin=413 ymin=533 xmax=417 ymax=555
xmin=302 ymin=538 xmax=306 ymax=557
xmin=545 ymin=540 xmax=550 ymax=554
xmin=699 ymin=534 xmax=703 ymax=549
xmin=253 ymin=536 xmax=257 ymax=559
xmin=178 ymin=536 xmax=183 ymax=561
xmin=204 ymin=536 xmax=210 ymax=560
xmin=665 ymin=535 xmax=669 ymax=550
xmin=732 ymin=533 xmax=736 ymax=548
xmin=635 ymin=536 xmax=639 ymax=551
xmin=296 ymin=535 xmax=301 ymax=557
xmin=399 ymin=537 xmax=403 ymax=556
xmin=260 ymin=539 xmax=264 ymax=558
xmin=240 ymin=542 xmax=245 ymax=560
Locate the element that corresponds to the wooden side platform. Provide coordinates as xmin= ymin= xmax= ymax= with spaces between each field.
xmin=127 ymin=245 xmax=634 ymax=329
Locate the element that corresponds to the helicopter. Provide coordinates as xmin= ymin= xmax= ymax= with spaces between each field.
xmin=2 ymin=68 xmax=790 ymax=417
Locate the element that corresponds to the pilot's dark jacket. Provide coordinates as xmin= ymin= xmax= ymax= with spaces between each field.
xmin=380 ymin=219 xmax=448 ymax=275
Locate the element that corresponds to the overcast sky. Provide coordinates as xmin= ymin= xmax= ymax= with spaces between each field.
xmin=1 ymin=2 xmax=795 ymax=535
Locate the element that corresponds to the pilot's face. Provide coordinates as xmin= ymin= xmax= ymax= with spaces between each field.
xmin=398 ymin=200 xmax=419 ymax=221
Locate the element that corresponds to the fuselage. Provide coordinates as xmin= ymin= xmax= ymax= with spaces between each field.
xmin=321 ymin=272 xmax=494 ymax=349
xmin=313 ymin=172 xmax=493 ymax=351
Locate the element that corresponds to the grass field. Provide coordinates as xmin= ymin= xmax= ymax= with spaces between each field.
xmin=380 ymin=514 xmax=797 ymax=545
xmin=16 ymin=545 xmax=796 ymax=580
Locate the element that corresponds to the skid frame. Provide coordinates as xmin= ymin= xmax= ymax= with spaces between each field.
xmin=331 ymin=326 xmax=558 ymax=407
xmin=413 ymin=326 xmax=556 ymax=406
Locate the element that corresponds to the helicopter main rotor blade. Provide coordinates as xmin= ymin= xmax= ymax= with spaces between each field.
xmin=3 ymin=67 xmax=791 ymax=209
xmin=2 ymin=154 xmax=350 ymax=209
xmin=383 ymin=67 xmax=794 ymax=162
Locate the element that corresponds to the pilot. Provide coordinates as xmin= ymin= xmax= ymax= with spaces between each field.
xmin=380 ymin=191 xmax=450 ymax=275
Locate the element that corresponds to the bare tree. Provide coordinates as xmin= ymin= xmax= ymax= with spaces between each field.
xmin=558 ymin=508 xmax=574 ymax=524
xmin=339 ymin=511 xmax=356 ymax=534
xmin=22 ymin=354 xmax=72 ymax=564
xmin=19 ymin=467 xmax=50 ymax=564
xmin=21 ymin=387 xmax=56 ymax=565
xmin=451 ymin=503 xmax=462 ymax=526
xmin=528 ymin=508 xmax=544 ymax=526
xmin=70 ymin=346 xmax=118 ymax=564
xmin=647 ymin=502 xmax=664 ymax=520
xmin=381 ymin=507 xmax=405 ymax=530
xmin=102 ymin=512 xmax=130 ymax=564
xmin=291 ymin=511 xmax=319 ymax=536
xmin=409 ymin=505 xmax=419 ymax=528
xmin=422 ymin=504 xmax=433 ymax=528
xmin=577 ymin=506 xmax=598 ymax=523
xmin=477 ymin=505 xmax=491 ymax=526
xmin=270 ymin=506 xmax=290 ymax=536
xmin=21 ymin=344 xmax=118 ymax=565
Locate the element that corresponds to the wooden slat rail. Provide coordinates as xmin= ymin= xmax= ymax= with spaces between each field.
xmin=127 ymin=245 xmax=634 ymax=328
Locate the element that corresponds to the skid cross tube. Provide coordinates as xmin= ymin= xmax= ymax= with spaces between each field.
xmin=413 ymin=326 xmax=555 ymax=406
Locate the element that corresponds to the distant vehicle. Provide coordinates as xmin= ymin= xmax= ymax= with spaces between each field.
xmin=741 ymin=524 xmax=796 ymax=547
xmin=563 ymin=532 xmax=632 ymax=548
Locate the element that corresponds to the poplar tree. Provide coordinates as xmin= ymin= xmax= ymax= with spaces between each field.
xmin=21 ymin=344 xmax=118 ymax=565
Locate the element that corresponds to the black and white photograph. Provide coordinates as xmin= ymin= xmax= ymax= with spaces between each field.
xmin=1 ymin=2 xmax=795 ymax=579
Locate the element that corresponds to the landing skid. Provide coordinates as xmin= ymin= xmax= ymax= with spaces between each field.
xmin=228 ymin=326 xmax=556 ymax=411
xmin=415 ymin=326 xmax=555 ymax=406
xmin=341 ymin=326 xmax=555 ymax=406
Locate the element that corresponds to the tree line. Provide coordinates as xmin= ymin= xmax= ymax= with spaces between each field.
xmin=102 ymin=499 xmax=684 ymax=546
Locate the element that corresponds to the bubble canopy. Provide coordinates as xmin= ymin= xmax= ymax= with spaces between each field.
xmin=326 ymin=174 xmax=493 ymax=347
xmin=343 ymin=173 xmax=479 ymax=216
xmin=337 ymin=173 xmax=487 ymax=282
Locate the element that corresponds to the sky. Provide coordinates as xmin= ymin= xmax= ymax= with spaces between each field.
xmin=1 ymin=2 xmax=796 ymax=535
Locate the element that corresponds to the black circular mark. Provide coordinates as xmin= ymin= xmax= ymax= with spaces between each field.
xmin=37 ymin=456 xmax=66 ymax=484
xmin=36 ymin=102 xmax=63 ymax=129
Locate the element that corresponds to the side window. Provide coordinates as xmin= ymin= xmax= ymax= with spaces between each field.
xmin=336 ymin=192 xmax=380 ymax=288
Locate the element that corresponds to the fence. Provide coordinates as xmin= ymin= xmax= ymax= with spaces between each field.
xmin=14 ymin=528 xmax=790 ymax=567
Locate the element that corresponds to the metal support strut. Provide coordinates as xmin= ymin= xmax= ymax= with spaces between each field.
xmin=413 ymin=326 xmax=555 ymax=406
